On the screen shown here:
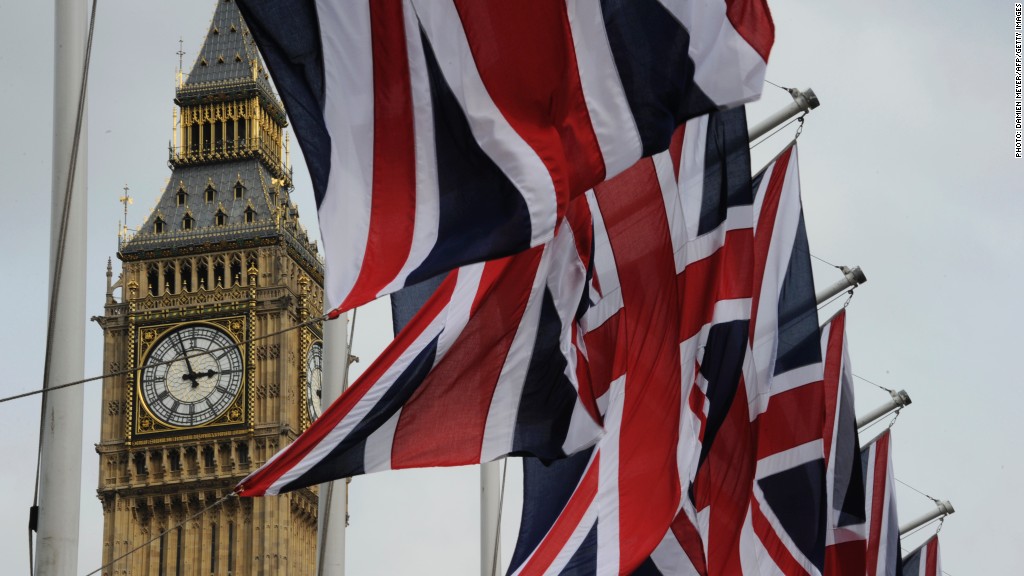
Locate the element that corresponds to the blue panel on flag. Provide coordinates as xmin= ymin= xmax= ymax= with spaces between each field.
xmin=696 ymin=319 xmax=749 ymax=469
xmin=757 ymin=458 xmax=827 ymax=571
xmin=600 ymin=0 xmax=715 ymax=157
xmin=512 ymin=289 xmax=581 ymax=459
xmin=698 ymin=107 xmax=753 ymax=236
xmin=391 ymin=274 xmax=447 ymax=335
xmin=236 ymin=0 xmax=331 ymax=202
xmin=774 ymin=213 xmax=821 ymax=376
xmin=509 ymin=449 xmax=594 ymax=574
xmin=407 ymin=30 xmax=534 ymax=285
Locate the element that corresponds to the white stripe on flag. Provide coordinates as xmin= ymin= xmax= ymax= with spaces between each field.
xmin=315 ymin=0 xmax=374 ymax=310
xmin=564 ymin=0 xmax=643 ymax=178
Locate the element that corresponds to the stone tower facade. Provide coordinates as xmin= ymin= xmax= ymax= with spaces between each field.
xmin=95 ymin=1 xmax=323 ymax=574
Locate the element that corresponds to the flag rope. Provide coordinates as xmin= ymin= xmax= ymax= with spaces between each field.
xmin=82 ymin=493 xmax=236 ymax=576
xmin=3 ymin=314 xmax=333 ymax=406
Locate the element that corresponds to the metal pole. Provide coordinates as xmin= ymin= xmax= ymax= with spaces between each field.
xmin=899 ymin=500 xmax=954 ymax=536
xmin=748 ymin=87 xmax=820 ymax=142
xmin=317 ymin=312 xmax=348 ymax=576
xmin=481 ymin=461 xmax=501 ymax=576
xmin=35 ymin=0 xmax=87 ymax=573
xmin=815 ymin=266 xmax=867 ymax=305
xmin=856 ymin=389 xmax=912 ymax=430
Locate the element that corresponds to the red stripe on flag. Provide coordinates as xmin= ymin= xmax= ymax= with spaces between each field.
xmin=390 ymin=251 xmax=543 ymax=468
xmin=825 ymin=540 xmax=866 ymax=576
xmin=749 ymin=146 xmax=792 ymax=344
xmin=677 ymin=228 xmax=754 ymax=340
xmin=669 ymin=510 xmax=709 ymax=575
xmin=519 ymin=453 xmax=601 ymax=575
xmin=582 ymin=310 xmax=625 ymax=400
xmin=695 ymin=380 xmax=755 ymax=574
xmin=822 ymin=310 xmax=846 ymax=465
xmin=755 ymin=382 xmax=824 ymax=459
xmin=342 ymin=0 xmax=417 ymax=309
xmin=669 ymin=123 xmax=686 ymax=180
xmin=725 ymin=0 xmax=775 ymax=62
xmin=865 ymin=432 xmax=891 ymax=573
xmin=593 ymin=158 xmax=682 ymax=569
xmin=925 ymin=539 xmax=939 ymax=576
xmin=236 ymin=273 xmax=458 ymax=496
xmin=751 ymin=497 xmax=812 ymax=576
xmin=453 ymin=0 xmax=605 ymax=205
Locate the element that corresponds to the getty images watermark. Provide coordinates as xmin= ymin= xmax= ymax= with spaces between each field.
xmin=1016 ymin=3 xmax=1022 ymax=157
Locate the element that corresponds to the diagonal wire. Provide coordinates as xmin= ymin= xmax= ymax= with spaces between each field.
xmin=4 ymin=315 xmax=331 ymax=406
xmin=82 ymin=494 xmax=235 ymax=576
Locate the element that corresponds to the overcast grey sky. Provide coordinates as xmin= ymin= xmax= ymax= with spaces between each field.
xmin=0 ymin=1 xmax=1019 ymax=574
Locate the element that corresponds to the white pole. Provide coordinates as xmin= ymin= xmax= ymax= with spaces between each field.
xmin=35 ymin=0 xmax=87 ymax=574
xmin=748 ymin=87 xmax=820 ymax=142
xmin=815 ymin=266 xmax=867 ymax=305
xmin=481 ymin=461 xmax=502 ymax=576
xmin=899 ymin=500 xmax=954 ymax=536
xmin=317 ymin=312 xmax=349 ymax=576
xmin=856 ymin=389 xmax=912 ymax=430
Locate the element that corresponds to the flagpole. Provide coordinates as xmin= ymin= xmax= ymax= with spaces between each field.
xmin=748 ymin=87 xmax=820 ymax=142
xmin=814 ymin=266 xmax=867 ymax=305
xmin=317 ymin=312 xmax=349 ymax=576
xmin=856 ymin=389 xmax=912 ymax=430
xmin=899 ymin=500 xmax=955 ymax=536
xmin=482 ymin=461 xmax=501 ymax=576
xmin=35 ymin=0 xmax=88 ymax=573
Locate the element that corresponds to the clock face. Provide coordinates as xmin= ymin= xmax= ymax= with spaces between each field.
xmin=139 ymin=324 xmax=244 ymax=427
xmin=306 ymin=341 xmax=323 ymax=421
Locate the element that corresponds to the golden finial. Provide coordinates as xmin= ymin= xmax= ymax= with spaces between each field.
xmin=119 ymin=184 xmax=133 ymax=245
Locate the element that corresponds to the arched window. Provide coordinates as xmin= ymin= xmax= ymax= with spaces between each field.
xmin=153 ymin=217 xmax=165 ymax=234
xmin=176 ymin=186 xmax=188 ymax=206
xmin=234 ymin=180 xmax=245 ymax=199
xmin=182 ymin=214 xmax=194 ymax=231
xmin=215 ymin=209 xmax=227 ymax=226
xmin=205 ymin=185 xmax=216 ymax=203
xmin=244 ymin=206 xmax=256 ymax=224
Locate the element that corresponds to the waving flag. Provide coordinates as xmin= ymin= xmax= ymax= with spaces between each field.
xmin=901 ymin=534 xmax=940 ymax=576
xmin=687 ymin=142 xmax=828 ymax=575
xmin=236 ymin=0 xmax=773 ymax=312
xmin=508 ymin=107 xmax=755 ymax=575
xmin=236 ymin=204 xmax=602 ymax=497
xmin=862 ymin=429 xmax=901 ymax=576
xmin=821 ymin=310 xmax=868 ymax=574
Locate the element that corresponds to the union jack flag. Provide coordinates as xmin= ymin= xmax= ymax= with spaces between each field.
xmin=821 ymin=310 xmax=868 ymax=574
xmin=862 ymin=429 xmax=902 ymax=576
xmin=236 ymin=0 xmax=774 ymax=312
xmin=688 ymin=143 xmax=827 ymax=575
xmin=901 ymin=534 xmax=940 ymax=576
xmin=508 ymin=108 xmax=755 ymax=575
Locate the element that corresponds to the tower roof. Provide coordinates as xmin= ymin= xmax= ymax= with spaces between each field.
xmin=176 ymin=0 xmax=284 ymax=121
xmin=118 ymin=0 xmax=319 ymax=276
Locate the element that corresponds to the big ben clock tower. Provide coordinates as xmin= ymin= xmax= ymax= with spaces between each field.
xmin=95 ymin=1 xmax=323 ymax=573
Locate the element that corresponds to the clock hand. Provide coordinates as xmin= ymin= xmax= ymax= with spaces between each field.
xmin=173 ymin=332 xmax=203 ymax=388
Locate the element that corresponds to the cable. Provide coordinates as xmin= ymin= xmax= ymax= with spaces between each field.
xmin=3 ymin=314 xmax=332 ymax=405
xmin=852 ymin=373 xmax=896 ymax=394
xmin=749 ymin=115 xmax=804 ymax=150
xmin=82 ymin=493 xmax=235 ymax=576
xmin=810 ymin=253 xmax=842 ymax=269
xmin=896 ymin=478 xmax=942 ymax=505
xmin=30 ymin=1 xmax=99 ymax=574
xmin=764 ymin=79 xmax=791 ymax=92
